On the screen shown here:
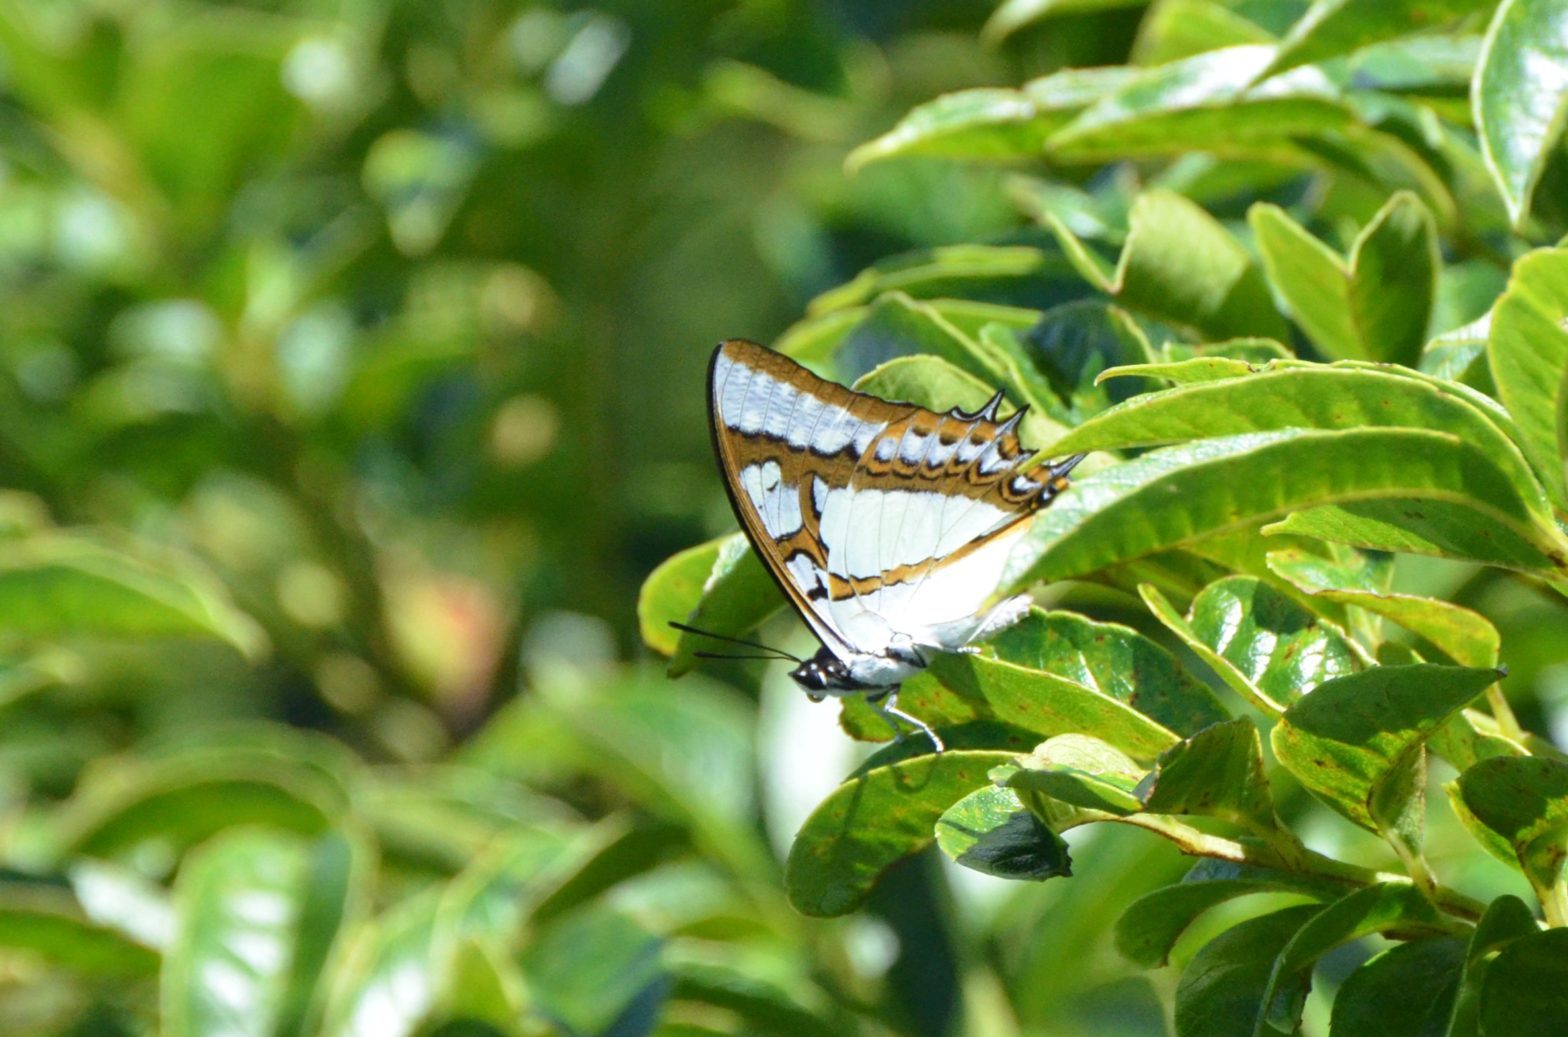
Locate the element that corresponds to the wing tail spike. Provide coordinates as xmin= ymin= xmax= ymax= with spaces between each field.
xmin=996 ymin=405 xmax=1028 ymax=435
xmin=978 ymin=390 xmax=1005 ymax=422
xmin=1035 ymin=451 xmax=1086 ymax=500
xmin=1049 ymin=453 xmax=1086 ymax=479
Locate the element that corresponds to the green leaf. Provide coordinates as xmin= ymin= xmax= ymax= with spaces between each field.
xmin=1255 ymin=883 xmax=1449 ymax=1035
xmin=1313 ymin=123 xmax=1463 ymax=227
xmin=1479 ymin=930 xmax=1568 ymax=1036
xmin=927 ymin=652 xmax=1181 ymax=760
xmin=1272 ymin=664 xmax=1500 ymax=833
xmin=666 ymin=946 xmax=839 ymax=1037
xmin=1137 ymin=720 xmax=1276 ymax=833
xmin=1560 ymin=359 xmax=1568 ymax=499
xmin=436 ymin=939 xmax=530 ymax=1033
xmin=69 ymin=858 xmax=174 ymax=952
xmin=1489 ymin=248 xmax=1568 ymax=508
xmin=1114 ymin=863 xmax=1334 ymax=968
xmin=1048 ymin=47 xmax=1352 ymax=164
xmin=520 ymin=904 xmax=666 ymax=1036
xmin=934 ymin=784 xmax=1073 ymax=880
xmin=1137 ymin=584 xmax=1270 ymax=717
xmin=166 ymin=830 xmax=357 ymax=1037
xmin=1468 ymin=893 xmax=1540 ymax=964
xmin=1171 ymin=576 xmax=1358 ymax=710
xmin=1451 ymin=757 xmax=1568 ymax=916
xmin=989 ymin=609 xmax=1230 ymax=737
xmin=1188 ymin=338 xmax=1297 ymax=363
xmin=777 ymin=299 xmax=1042 ymax=370
xmin=775 ymin=307 xmax=871 ymax=366
xmin=852 ymin=336 xmax=1070 ymax=450
xmin=1264 ymin=0 xmax=1498 ymax=79
xmin=1009 ymin=175 xmax=1128 ymax=244
xmin=64 ymin=769 xmax=340 ymax=860
xmin=1046 ymin=189 xmax=1287 ymax=340
xmin=1263 ymin=497 xmax=1565 ymax=572
xmin=0 ymin=885 xmax=159 ymax=978
xmin=1045 ymin=362 xmax=1551 ymax=525
xmin=1447 ymin=895 xmax=1542 ymax=1036
xmin=1023 ymin=300 xmax=1157 ymax=421
xmin=1264 ymin=559 xmax=1520 ymax=768
xmin=1173 ymin=904 xmax=1323 ymax=1037
xmin=652 ymin=534 xmax=780 ymax=678
xmin=1327 ymin=937 xmax=1466 ymax=1037
xmin=977 ymin=321 xmax=1072 ymax=420
xmin=540 ymin=670 xmax=762 ymax=889
xmin=422 ymin=825 xmax=590 ymax=949
xmin=1475 ymin=0 xmax=1568 ymax=227
xmin=837 ymin=667 xmax=985 ymax=743
xmin=1001 ymin=733 xmax=1147 ymax=815
xmin=1096 ymin=355 xmax=1263 ymax=386
xmin=807 ymin=246 xmax=1060 ymax=313
xmin=1424 ymin=314 xmax=1495 ymax=390
xmin=1251 ymin=193 xmax=1436 ymax=366
xmin=984 ymin=0 xmax=1149 ymax=42
xmin=323 ymin=891 xmax=448 ymax=1037
xmin=1261 ymin=543 xmax=1392 ymax=595
xmin=785 ymin=750 xmax=1019 ymax=916
xmin=832 ymin=292 xmax=1007 ymax=386
xmin=1132 ymin=0 xmax=1276 ymax=67
xmin=637 ymin=535 xmax=751 ymax=657
xmin=1003 ymin=428 xmax=1568 ymax=591
xmin=0 ymin=532 xmax=264 ymax=656
xmin=848 ymin=70 xmax=1140 ymax=167
xmin=1268 ymin=556 xmax=1501 ymax=667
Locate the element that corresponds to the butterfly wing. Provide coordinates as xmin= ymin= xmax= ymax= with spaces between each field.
xmin=708 ymin=338 xmax=1067 ymax=661
xmin=708 ymin=339 xmax=899 ymax=658
xmin=825 ymin=383 xmax=1052 ymax=652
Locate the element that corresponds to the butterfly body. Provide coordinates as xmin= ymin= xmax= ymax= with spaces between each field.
xmin=704 ymin=339 xmax=1080 ymax=750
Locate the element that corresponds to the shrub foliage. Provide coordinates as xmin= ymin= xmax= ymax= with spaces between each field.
xmin=645 ymin=1 xmax=1568 ymax=1033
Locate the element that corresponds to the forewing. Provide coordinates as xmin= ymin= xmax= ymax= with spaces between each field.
xmin=708 ymin=339 xmax=907 ymax=656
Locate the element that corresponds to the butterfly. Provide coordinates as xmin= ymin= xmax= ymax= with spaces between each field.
xmin=686 ymin=338 xmax=1082 ymax=753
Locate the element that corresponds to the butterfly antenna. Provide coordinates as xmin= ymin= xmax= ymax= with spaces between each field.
xmin=669 ymin=621 xmax=804 ymax=664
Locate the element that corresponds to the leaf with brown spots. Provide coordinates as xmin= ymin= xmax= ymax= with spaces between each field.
xmin=1271 ymin=664 xmax=1501 ymax=862
xmin=785 ymin=742 xmax=1020 ymax=916
xmin=1451 ymin=756 xmax=1568 ymax=916
xmin=934 ymin=784 xmax=1072 ymax=881
xmin=989 ymin=608 xmax=1229 ymax=737
xmin=1138 ymin=719 xmax=1278 ymax=835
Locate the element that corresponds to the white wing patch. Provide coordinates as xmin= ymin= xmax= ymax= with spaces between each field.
xmin=739 ymin=461 xmax=801 ymax=538
xmin=712 ymin=347 xmax=880 ymax=457
xmin=817 ymin=487 xmax=1010 ymax=578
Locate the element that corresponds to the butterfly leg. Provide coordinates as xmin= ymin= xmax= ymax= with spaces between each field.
xmin=869 ymin=688 xmax=945 ymax=754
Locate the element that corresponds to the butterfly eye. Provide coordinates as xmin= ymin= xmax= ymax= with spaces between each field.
xmin=789 ymin=663 xmax=825 ymax=691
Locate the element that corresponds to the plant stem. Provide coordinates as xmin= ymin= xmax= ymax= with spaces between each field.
xmin=1485 ymin=685 xmax=1527 ymax=746
xmin=1115 ymin=815 xmax=1487 ymax=924
xmin=1540 ymin=879 xmax=1568 ymax=928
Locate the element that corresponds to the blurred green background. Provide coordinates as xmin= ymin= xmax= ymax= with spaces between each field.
xmin=0 ymin=0 xmax=1081 ymax=746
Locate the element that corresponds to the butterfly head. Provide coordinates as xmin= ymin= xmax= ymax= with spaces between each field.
xmin=789 ymin=646 xmax=871 ymax=700
xmin=789 ymin=641 xmax=931 ymax=701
